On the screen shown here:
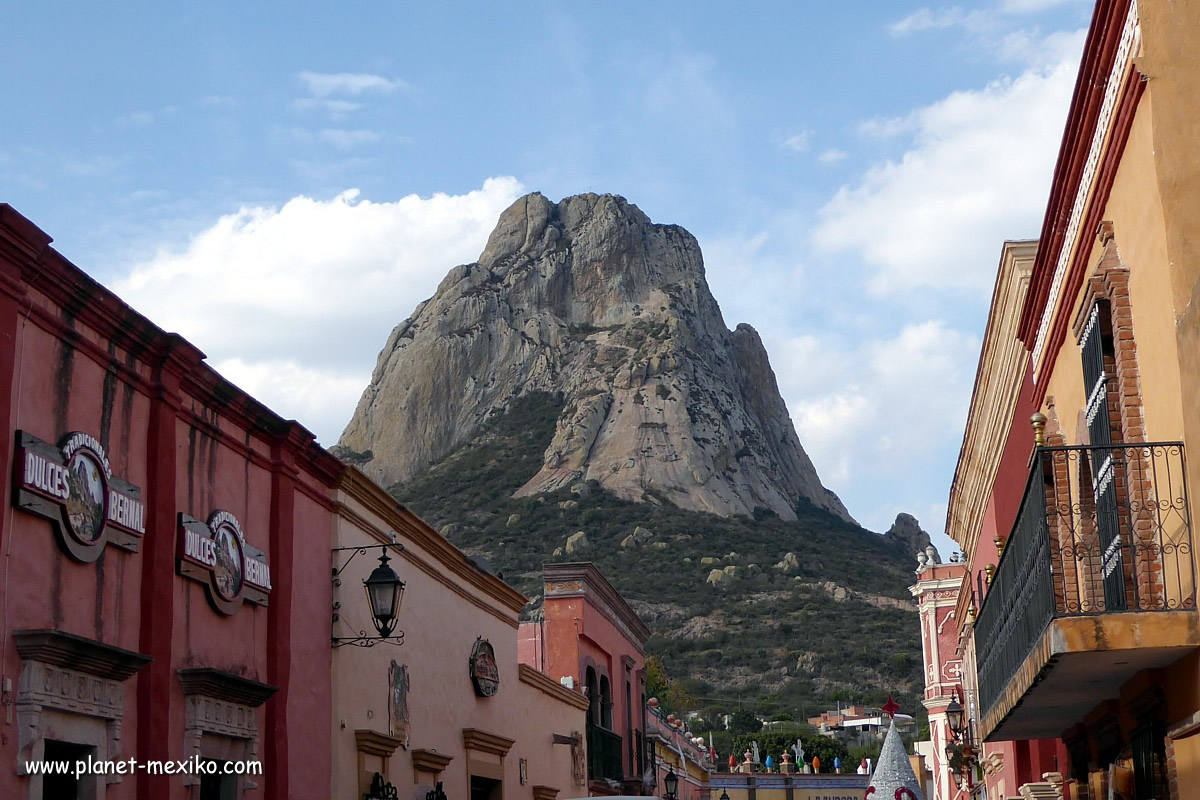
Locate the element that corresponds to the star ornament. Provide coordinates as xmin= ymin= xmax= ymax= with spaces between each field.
xmin=882 ymin=695 xmax=900 ymax=718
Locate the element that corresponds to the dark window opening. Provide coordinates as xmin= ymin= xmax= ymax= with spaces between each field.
xmin=586 ymin=666 xmax=600 ymax=727
xmin=1132 ymin=722 xmax=1167 ymax=800
xmin=600 ymin=674 xmax=613 ymax=730
xmin=470 ymin=775 xmax=502 ymax=800
xmin=200 ymin=759 xmax=237 ymax=800
xmin=43 ymin=739 xmax=97 ymax=800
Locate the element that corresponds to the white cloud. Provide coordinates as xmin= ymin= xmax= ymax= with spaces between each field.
xmin=298 ymin=71 xmax=410 ymax=97
xmin=887 ymin=5 xmax=1083 ymax=65
xmin=317 ymin=128 xmax=381 ymax=149
xmin=198 ymin=95 xmax=237 ymax=109
xmin=211 ymin=357 xmax=366 ymax=434
xmin=62 ymin=155 xmax=123 ymax=177
xmin=781 ymin=131 xmax=811 ymax=152
xmin=817 ymin=148 xmax=848 ymax=164
xmin=889 ymin=7 xmax=967 ymax=37
xmin=643 ymin=51 xmax=729 ymax=127
xmin=855 ymin=114 xmax=916 ymax=139
xmin=812 ymin=35 xmax=1083 ymax=294
xmin=1000 ymin=0 xmax=1079 ymax=12
xmin=292 ymin=98 xmax=362 ymax=117
xmin=110 ymin=177 xmax=525 ymax=446
xmin=996 ymin=28 xmax=1086 ymax=68
xmin=775 ymin=320 xmax=980 ymax=519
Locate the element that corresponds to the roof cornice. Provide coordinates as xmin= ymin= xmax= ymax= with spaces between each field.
xmin=1018 ymin=0 xmax=1138 ymax=369
xmin=946 ymin=241 xmax=1036 ymax=553
xmin=544 ymin=562 xmax=651 ymax=644
xmin=336 ymin=468 xmax=529 ymax=615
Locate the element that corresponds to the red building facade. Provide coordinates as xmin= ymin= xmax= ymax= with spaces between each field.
xmin=0 ymin=204 xmax=342 ymax=799
xmin=518 ymin=562 xmax=650 ymax=796
xmin=943 ymin=240 xmax=1067 ymax=799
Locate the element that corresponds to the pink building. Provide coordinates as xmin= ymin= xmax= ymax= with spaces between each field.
xmin=911 ymin=557 xmax=969 ymax=800
xmin=331 ymin=472 xmax=590 ymax=800
xmin=519 ymin=563 xmax=650 ymax=796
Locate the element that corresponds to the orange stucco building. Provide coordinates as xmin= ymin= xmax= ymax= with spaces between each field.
xmin=947 ymin=1 xmax=1200 ymax=798
xmin=519 ymin=563 xmax=650 ymax=796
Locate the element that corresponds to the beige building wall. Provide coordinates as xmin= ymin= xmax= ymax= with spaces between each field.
xmin=1015 ymin=3 xmax=1200 ymax=795
xmin=331 ymin=469 xmax=588 ymax=800
xmin=1038 ymin=94 xmax=1182 ymax=449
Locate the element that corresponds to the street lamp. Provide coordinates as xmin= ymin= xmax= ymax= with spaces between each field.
xmin=364 ymin=550 xmax=405 ymax=637
xmin=943 ymin=696 xmax=976 ymax=793
xmin=332 ymin=544 xmax=407 ymax=647
xmin=720 ymin=791 xmax=730 ymax=800
xmin=664 ymin=767 xmax=679 ymax=800
xmin=945 ymin=698 xmax=964 ymax=734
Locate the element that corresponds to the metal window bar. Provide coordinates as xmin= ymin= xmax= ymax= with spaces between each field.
xmin=1131 ymin=721 xmax=1167 ymax=800
xmin=975 ymin=442 xmax=1195 ymax=718
xmin=588 ymin=724 xmax=624 ymax=782
xmin=1079 ymin=301 xmax=1127 ymax=609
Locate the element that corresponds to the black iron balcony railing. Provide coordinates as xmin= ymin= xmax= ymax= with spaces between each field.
xmin=588 ymin=724 xmax=624 ymax=782
xmin=975 ymin=442 xmax=1196 ymax=717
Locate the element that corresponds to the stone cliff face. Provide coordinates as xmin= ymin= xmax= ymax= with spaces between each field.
xmin=883 ymin=513 xmax=940 ymax=560
xmin=336 ymin=192 xmax=852 ymax=523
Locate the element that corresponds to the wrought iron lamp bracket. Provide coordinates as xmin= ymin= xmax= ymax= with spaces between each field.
xmin=331 ymin=542 xmax=406 ymax=649
xmin=332 ymin=542 xmax=404 ymax=581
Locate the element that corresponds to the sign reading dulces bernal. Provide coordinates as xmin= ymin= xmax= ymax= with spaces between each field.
xmin=177 ymin=510 xmax=271 ymax=615
xmin=13 ymin=430 xmax=145 ymax=562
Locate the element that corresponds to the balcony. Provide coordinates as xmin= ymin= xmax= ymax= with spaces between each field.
xmin=588 ymin=724 xmax=624 ymax=783
xmin=974 ymin=443 xmax=1199 ymax=741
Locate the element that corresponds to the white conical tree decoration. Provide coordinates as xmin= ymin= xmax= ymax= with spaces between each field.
xmin=866 ymin=711 xmax=925 ymax=799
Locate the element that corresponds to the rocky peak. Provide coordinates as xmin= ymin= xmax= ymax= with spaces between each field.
xmin=883 ymin=513 xmax=940 ymax=561
xmin=336 ymin=192 xmax=852 ymax=524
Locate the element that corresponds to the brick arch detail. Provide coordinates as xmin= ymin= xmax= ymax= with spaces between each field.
xmin=1070 ymin=230 xmax=1147 ymax=448
xmin=1067 ymin=226 xmax=1161 ymax=607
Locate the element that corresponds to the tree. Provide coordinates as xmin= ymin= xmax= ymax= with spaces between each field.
xmin=645 ymin=655 xmax=698 ymax=714
xmin=689 ymin=706 xmax=726 ymax=733
xmin=729 ymin=709 xmax=763 ymax=735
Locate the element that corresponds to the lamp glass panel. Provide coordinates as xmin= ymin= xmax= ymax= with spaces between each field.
xmin=945 ymin=700 xmax=964 ymax=733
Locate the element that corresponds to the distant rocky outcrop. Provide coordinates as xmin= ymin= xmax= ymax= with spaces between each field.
xmin=336 ymin=192 xmax=852 ymax=523
xmin=883 ymin=513 xmax=940 ymax=561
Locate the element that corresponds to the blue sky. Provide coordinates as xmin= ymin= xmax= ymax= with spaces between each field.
xmin=2 ymin=1 xmax=1095 ymax=556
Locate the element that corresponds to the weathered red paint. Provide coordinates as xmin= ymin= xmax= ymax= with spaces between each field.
xmin=0 ymin=205 xmax=342 ymax=799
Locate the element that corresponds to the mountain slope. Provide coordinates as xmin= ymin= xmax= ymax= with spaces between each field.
xmin=392 ymin=391 xmax=924 ymax=717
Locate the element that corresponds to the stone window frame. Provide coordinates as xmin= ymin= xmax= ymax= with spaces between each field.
xmin=177 ymin=667 xmax=277 ymax=796
xmin=412 ymin=746 xmax=453 ymax=800
xmin=13 ymin=629 xmax=151 ymax=800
